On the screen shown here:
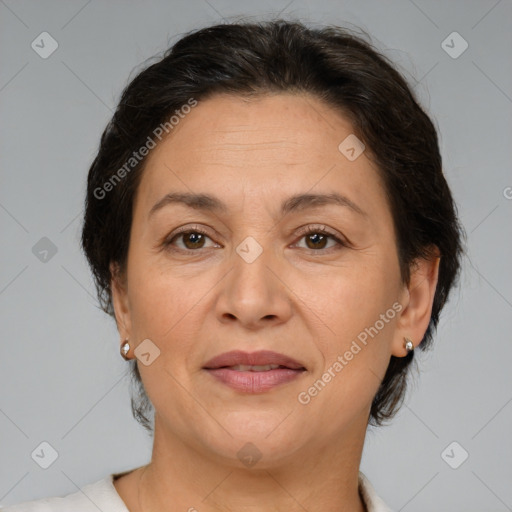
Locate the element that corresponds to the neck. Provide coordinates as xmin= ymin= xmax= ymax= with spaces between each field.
xmin=139 ymin=416 xmax=368 ymax=512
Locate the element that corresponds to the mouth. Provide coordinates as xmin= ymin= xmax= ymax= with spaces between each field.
xmin=203 ymin=350 xmax=306 ymax=393
xmin=222 ymin=364 xmax=292 ymax=371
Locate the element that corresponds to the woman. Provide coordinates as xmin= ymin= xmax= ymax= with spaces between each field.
xmin=4 ymin=19 xmax=463 ymax=512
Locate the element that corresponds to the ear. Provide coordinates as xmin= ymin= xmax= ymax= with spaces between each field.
xmin=110 ymin=261 xmax=132 ymax=341
xmin=391 ymin=248 xmax=441 ymax=357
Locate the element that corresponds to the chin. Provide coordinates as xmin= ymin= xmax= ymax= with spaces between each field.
xmin=198 ymin=412 xmax=309 ymax=466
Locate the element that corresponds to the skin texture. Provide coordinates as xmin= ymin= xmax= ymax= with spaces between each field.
xmin=111 ymin=93 xmax=440 ymax=512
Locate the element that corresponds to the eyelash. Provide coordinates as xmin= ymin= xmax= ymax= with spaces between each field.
xmin=164 ymin=224 xmax=347 ymax=254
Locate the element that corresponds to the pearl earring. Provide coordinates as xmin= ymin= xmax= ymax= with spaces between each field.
xmin=120 ymin=339 xmax=130 ymax=360
xmin=404 ymin=337 xmax=414 ymax=353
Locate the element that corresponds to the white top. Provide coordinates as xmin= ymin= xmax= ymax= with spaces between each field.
xmin=1 ymin=471 xmax=393 ymax=512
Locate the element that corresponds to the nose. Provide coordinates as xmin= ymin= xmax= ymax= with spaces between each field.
xmin=215 ymin=239 xmax=293 ymax=331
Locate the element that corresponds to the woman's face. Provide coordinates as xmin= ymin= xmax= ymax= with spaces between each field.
xmin=112 ymin=93 xmax=421 ymax=465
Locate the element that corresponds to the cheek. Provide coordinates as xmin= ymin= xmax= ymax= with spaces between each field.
xmin=127 ymin=265 xmax=200 ymax=406
xmin=309 ymin=256 xmax=400 ymax=397
xmin=299 ymin=279 xmax=398 ymax=426
xmin=317 ymin=261 xmax=399 ymax=341
xmin=127 ymin=256 xmax=197 ymax=337
xmin=126 ymin=255 xmax=221 ymax=381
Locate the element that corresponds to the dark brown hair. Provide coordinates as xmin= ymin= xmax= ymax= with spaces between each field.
xmin=81 ymin=19 xmax=464 ymax=433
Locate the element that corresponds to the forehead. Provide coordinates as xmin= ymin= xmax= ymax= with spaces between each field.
xmin=134 ymin=93 xmax=387 ymax=219
xmin=163 ymin=93 xmax=355 ymax=160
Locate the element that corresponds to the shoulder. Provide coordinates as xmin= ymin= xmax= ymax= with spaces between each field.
xmin=358 ymin=471 xmax=394 ymax=512
xmin=1 ymin=474 xmax=128 ymax=512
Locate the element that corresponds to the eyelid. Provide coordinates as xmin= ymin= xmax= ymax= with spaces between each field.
xmin=294 ymin=223 xmax=340 ymax=237
xmin=170 ymin=224 xmax=213 ymax=236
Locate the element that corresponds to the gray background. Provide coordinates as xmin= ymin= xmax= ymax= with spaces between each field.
xmin=1 ymin=0 xmax=511 ymax=510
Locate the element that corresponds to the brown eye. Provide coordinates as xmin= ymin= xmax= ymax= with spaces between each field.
xmin=180 ymin=232 xmax=207 ymax=249
xmin=294 ymin=226 xmax=346 ymax=252
xmin=165 ymin=228 xmax=218 ymax=252
xmin=304 ymin=232 xmax=329 ymax=250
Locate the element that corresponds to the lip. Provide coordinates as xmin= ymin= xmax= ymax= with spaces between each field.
xmin=203 ymin=350 xmax=306 ymax=393
xmin=203 ymin=350 xmax=305 ymax=370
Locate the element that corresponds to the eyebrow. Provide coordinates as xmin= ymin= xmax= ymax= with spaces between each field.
xmin=148 ymin=191 xmax=367 ymax=219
